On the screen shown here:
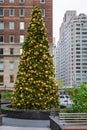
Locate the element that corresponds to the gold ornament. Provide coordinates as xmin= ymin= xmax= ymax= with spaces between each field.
xmin=25 ymin=87 xmax=28 ymax=90
xmin=17 ymin=103 xmax=20 ymax=106
xmin=45 ymin=71 xmax=48 ymax=74
xmin=20 ymin=87 xmax=22 ymax=90
xmin=30 ymin=78 xmax=33 ymax=81
xmin=20 ymin=94 xmax=23 ymax=97
xmin=39 ymin=44 xmax=42 ymax=47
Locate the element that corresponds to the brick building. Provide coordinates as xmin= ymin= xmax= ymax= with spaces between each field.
xmin=0 ymin=0 xmax=53 ymax=90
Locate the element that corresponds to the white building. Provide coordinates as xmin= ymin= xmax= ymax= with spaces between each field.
xmin=58 ymin=11 xmax=87 ymax=87
xmin=52 ymin=44 xmax=58 ymax=82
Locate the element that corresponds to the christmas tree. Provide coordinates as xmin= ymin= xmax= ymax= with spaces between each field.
xmin=11 ymin=6 xmax=59 ymax=110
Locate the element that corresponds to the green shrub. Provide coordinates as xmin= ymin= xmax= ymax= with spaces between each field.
xmin=66 ymin=83 xmax=87 ymax=112
xmin=1 ymin=91 xmax=12 ymax=100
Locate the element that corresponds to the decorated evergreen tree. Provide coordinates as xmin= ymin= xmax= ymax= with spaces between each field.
xmin=11 ymin=6 xmax=59 ymax=110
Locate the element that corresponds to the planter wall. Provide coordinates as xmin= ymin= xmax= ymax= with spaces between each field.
xmin=1 ymin=105 xmax=58 ymax=120
xmin=1 ymin=107 xmax=50 ymax=120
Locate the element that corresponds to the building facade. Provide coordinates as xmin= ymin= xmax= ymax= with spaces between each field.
xmin=52 ymin=43 xmax=59 ymax=83
xmin=0 ymin=0 xmax=53 ymax=90
xmin=58 ymin=11 xmax=87 ymax=87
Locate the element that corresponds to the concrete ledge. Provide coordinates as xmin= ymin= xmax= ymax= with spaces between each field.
xmin=0 ymin=114 xmax=7 ymax=125
xmin=50 ymin=116 xmax=63 ymax=130
xmin=1 ymin=105 xmax=51 ymax=120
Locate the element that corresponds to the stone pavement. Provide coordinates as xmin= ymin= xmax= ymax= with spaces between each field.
xmin=0 ymin=117 xmax=51 ymax=130
xmin=0 ymin=126 xmax=51 ymax=130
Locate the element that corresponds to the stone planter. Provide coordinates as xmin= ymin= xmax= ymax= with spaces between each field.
xmin=1 ymin=105 xmax=54 ymax=120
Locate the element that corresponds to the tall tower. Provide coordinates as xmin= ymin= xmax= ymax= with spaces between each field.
xmin=58 ymin=11 xmax=87 ymax=87
xmin=0 ymin=0 xmax=53 ymax=90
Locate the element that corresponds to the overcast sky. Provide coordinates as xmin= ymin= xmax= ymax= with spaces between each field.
xmin=53 ymin=0 xmax=87 ymax=43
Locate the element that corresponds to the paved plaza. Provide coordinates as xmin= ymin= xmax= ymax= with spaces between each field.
xmin=0 ymin=117 xmax=51 ymax=130
xmin=0 ymin=126 xmax=51 ymax=130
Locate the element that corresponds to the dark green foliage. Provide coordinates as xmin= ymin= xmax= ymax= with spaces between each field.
xmin=67 ymin=83 xmax=87 ymax=112
xmin=1 ymin=91 xmax=12 ymax=100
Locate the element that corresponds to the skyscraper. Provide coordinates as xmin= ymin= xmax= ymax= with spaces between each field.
xmin=0 ymin=0 xmax=52 ymax=90
xmin=58 ymin=11 xmax=87 ymax=87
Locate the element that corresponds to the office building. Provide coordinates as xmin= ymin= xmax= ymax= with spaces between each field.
xmin=52 ymin=43 xmax=59 ymax=83
xmin=58 ymin=11 xmax=87 ymax=87
xmin=0 ymin=0 xmax=53 ymax=90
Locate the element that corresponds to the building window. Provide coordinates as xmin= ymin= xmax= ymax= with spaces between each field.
xmin=40 ymin=0 xmax=45 ymax=3
xmin=9 ymin=35 xmax=14 ymax=43
xmin=41 ymin=9 xmax=45 ymax=17
xmin=10 ymin=75 xmax=14 ymax=83
xmin=0 ymin=22 xmax=4 ymax=30
xmin=9 ymin=22 xmax=14 ymax=30
xmin=76 ymin=24 xmax=80 ymax=26
xmin=20 ymin=22 xmax=24 ymax=30
xmin=19 ymin=9 xmax=24 ymax=17
xmin=9 ymin=62 xmax=14 ymax=70
xmin=0 ymin=48 xmax=3 ymax=54
xmin=0 ymin=35 xmax=4 ymax=42
xmin=0 ymin=9 xmax=4 ymax=17
xmin=20 ymin=48 xmax=22 ymax=54
xmin=0 ymin=75 xmax=3 ymax=83
xmin=20 ymin=35 xmax=24 ymax=43
xmin=9 ymin=0 xmax=14 ymax=3
xmin=0 ymin=62 xmax=4 ymax=72
xmin=82 ymin=32 xmax=87 ymax=34
xmin=0 ymin=0 xmax=4 ymax=3
xmin=19 ymin=0 xmax=24 ymax=3
xmin=10 ymin=9 xmax=14 ymax=16
xmin=10 ymin=48 xmax=14 ymax=55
